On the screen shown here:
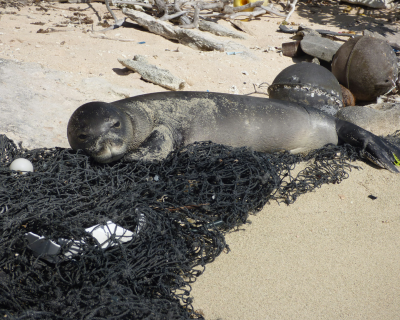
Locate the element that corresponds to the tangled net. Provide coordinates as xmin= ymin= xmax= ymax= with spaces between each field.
xmin=0 ymin=134 xmax=361 ymax=319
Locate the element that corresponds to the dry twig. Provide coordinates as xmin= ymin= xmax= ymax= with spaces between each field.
xmin=284 ymin=0 xmax=298 ymax=21
xmin=90 ymin=33 xmax=136 ymax=41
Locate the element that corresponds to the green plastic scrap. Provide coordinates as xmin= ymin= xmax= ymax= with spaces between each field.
xmin=393 ymin=153 xmax=400 ymax=166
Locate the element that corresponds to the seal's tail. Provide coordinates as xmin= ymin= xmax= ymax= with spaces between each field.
xmin=336 ymin=118 xmax=400 ymax=173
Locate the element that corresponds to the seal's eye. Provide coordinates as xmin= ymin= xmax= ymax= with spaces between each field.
xmin=112 ymin=121 xmax=121 ymax=128
xmin=78 ymin=134 xmax=88 ymax=140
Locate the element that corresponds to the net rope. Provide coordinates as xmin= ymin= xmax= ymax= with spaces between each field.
xmin=0 ymin=134 xmax=364 ymax=319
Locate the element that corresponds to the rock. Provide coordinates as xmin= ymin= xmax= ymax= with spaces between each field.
xmin=363 ymin=29 xmax=387 ymax=40
xmin=0 ymin=59 xmax=142 ymax=149
xmin=296 ymin=28 xmax=321 ymax=38
xmin=311 ymin=57 xmax=320 ymax=65
xmin=300 ymin=35 xmax=342 ymax=62
xmin=337 ymin=102 xmax=400 ymax=136
xmin=80 ymin=77 xmax=143 ymax=98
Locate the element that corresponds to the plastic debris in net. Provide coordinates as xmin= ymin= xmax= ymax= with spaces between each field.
xmin=0 ymin=134 xmax=362 ymax=319
xmin=85 ymin=219 xmax=143 ymax=249
xmin=25 ymin=218 xmax=146 ymax=263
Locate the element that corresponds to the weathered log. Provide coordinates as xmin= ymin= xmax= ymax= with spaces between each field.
xmin=118 ymin=55 xmax=186 ymax=91
xmin=122 ymin=8 xmax=250 ymax=53
xmin=230 ymin=20 xmax=255 ymax=36
xmin=198 ymin=20 xmax=247 ymax=39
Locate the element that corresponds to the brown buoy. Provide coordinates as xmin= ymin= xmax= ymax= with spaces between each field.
xmin=331 ymin=36 xmax=398 ymax=101
xmin=268 ymin=63 xmax=343 ymax=115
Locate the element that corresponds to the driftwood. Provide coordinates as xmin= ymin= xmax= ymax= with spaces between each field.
xmin=90 ymin=33 xmax=136 ymax=41
xmin=116 ymin=0 xmax=286 ymax=29
xmin=118 ymin=55 xmax=186 ymax=91
xmin=198 ymin=20 xmax=247 ymax=39
xmin=284 ymin=0 xmax=297 ymax=22
xmin=230 ymin=20 xmax=256 ymax=36
xmin=122 ymin=8 xmax=250 ymax=53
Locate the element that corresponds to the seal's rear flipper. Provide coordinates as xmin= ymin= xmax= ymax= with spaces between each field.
xmin=335 ymin=118 xmax=400 ymax=173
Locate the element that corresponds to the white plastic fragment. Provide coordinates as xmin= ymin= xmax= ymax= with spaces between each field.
xmin=57 ymin=238 xmax=85 ymax=258
xmin=25 ymin=232 xmax=61 ymax=263
xmin=226 ymin=51 xmax=243 ymax=55
xmin=85 ymin=221 xmax=135 ymax=249
xmin=25 ymin=214 xmax=146 ymax=262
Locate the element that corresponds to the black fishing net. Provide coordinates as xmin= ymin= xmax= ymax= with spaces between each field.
xmin=0 ymin=134 xmax=362 ymax=319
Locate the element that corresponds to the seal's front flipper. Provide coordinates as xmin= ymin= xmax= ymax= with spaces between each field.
xmin=336 ymin=119 xmax=400 ymax=173
xmin=124 ymin=125 xmax=176 ymax=162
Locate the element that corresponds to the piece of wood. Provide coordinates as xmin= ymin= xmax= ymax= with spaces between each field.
xmin=122 ymin=8 xmax=250 ymax=53
xmin=118 ymin=55 xmax=186 ymax=91
xmin=90 ymin=34 xmax=136 ymax=41
xmin=230 ymin=20 xmax=256 ymax=37
xmin=198 ymin=20 xmax=247 ymax=39
xmin=229 ymin=8 xmax=266 ymax=20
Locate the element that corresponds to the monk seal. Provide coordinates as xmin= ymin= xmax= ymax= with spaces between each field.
xmin=67 ymin=91 xmax=400 ymax=173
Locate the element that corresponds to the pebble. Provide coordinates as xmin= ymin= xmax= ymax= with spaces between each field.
xmin=230 ymin=85 xmax=239 ymax=94
xmin=265 ymin=46 xmax=276 ymax=52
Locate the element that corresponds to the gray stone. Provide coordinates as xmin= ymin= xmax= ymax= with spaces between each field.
xmin=81 ymin=77 xmax=142 ymax=99
xmin=363 ymin=29 xmax=387 ymax=40
xmin=0 ymin=59 xmax=142 ymax=149
xmin=337 ymin=102 xmax=400 ymax=136
xmin=296 ymin=28 xmax=321 ymax=38
xmin=300 ymin=35 xmax=342 ymax=62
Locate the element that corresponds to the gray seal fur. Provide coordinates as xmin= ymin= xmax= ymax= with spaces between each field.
xmin=67 ymin=91 xmax=400 ymax=172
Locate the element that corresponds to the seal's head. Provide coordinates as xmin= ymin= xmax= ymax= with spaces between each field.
xmin=67 ymin=102 xmax=133 ymax=163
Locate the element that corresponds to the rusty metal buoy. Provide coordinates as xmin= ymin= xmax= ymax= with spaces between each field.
xmin=268 ymin=63 xmax=343 ymax=115
xmin=340 ymin=85 xmax=356 ymax=107
xmin=331 ymin=36 xmax=398 ymax=101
